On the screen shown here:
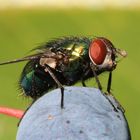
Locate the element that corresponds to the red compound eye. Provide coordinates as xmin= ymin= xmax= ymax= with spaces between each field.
xmin=89 ymin=39 xmax=107 ymax=65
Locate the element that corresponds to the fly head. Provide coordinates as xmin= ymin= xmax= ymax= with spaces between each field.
xmin=89 ymin=37 xmax=127 ymax=71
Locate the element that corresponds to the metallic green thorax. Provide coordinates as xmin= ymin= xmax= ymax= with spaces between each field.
xmin=65 ymin=42 xmax=89 ymax=60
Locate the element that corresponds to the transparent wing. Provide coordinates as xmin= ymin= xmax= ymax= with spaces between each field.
xmin=0 ymin=52 xmax=60 ymax=66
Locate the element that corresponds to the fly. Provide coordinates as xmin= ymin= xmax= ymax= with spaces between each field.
xmin=0 ymin=36 xmax=127 ymax=110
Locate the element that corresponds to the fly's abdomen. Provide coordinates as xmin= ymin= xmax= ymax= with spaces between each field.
xmin=20 ymin=70 xmax=48 ymax=99
xmin=21 ymin=71 xmax=34 ymax=94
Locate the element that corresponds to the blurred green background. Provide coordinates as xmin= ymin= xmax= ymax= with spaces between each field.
xmin=0 ymin=8 xmax=140 ymax=139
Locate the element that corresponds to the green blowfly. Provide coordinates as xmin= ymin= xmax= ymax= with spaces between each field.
xmin=0 ymin=36 xmax=127 ymax=109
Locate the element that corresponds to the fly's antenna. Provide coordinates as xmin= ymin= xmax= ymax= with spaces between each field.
xmin=116 ymin=49 xmax=127 ymax=57
xmin=115 ymin=48 xmax=127 ymax=63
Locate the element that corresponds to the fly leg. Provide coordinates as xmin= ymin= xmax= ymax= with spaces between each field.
xmin=81 ymin=80 xmax=86 ymax=87
xmin=90 ymin=63 xmax=118 ymax=112
xmin=90 ymin=63 xmax=102 ymax=91
xmin=107 ymin=72 xmax=125 ymax=112
xmin=107 ymin=71 xmax=112 ymax=94
xmin=17 ymin=99 xmax=36 ymax=126
xmin=106 ymin=71 xmax=123 ymax=112
xmin=104 ymin=72 xmax=118 ymax=112
xmin=44 ymin=64 xmax=64 ymax=109
xmin=81 ymin=69 xmax=91 ymax=87
xmin=81 ymin=71 xmax=89 ymax=87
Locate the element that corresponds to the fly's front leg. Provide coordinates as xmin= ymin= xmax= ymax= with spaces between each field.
xmin=81 ymin=70 xmax=89 ymax=87
xmin=44 ymin=64 xmax=64 ymax=109
xmin=90 ymin=64 xmax=119 ymax=112
xmin=81 ymin=80 xmax=86 ymax=87
xmin=81 ymin=69 xmax=91 ymax=87
xmin=90 ymin=63 xmax=102 ymax=91
xmin=107 ymin=72 xmax=125 ymax=112
xmin=107 ymin=71 xmax=112 ymax=94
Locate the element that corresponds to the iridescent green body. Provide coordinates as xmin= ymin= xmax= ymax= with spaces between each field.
xmin=19 ymin=37 xmax=97 ymax=99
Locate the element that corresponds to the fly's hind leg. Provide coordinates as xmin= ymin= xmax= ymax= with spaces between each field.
xmin=44 ymin=64 xmax=64 ymax=109
xmin=81 ymin=69 xmax=92 ymax=87
xmin=17 ymin=99 xmax=36 ymax=127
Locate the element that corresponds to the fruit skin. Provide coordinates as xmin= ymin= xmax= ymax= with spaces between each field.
xmin=16 ymin=87 xmax=131 ymax=140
